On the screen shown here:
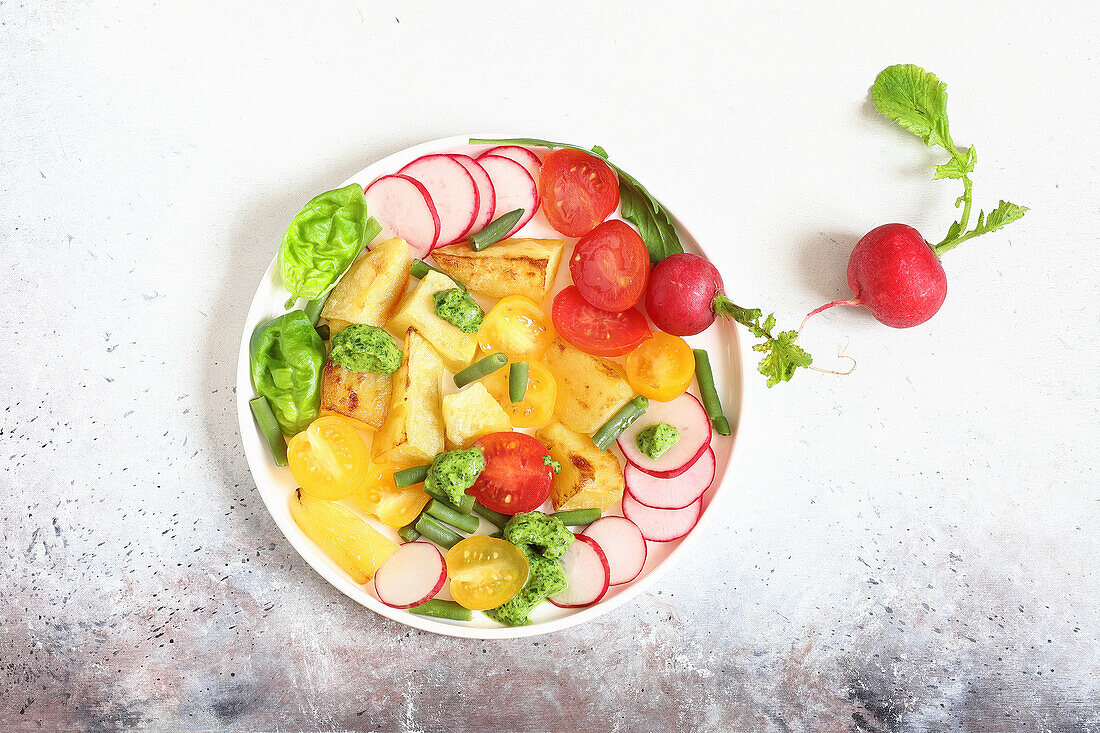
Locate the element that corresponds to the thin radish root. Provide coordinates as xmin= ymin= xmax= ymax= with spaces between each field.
xmin=797 ymin=297 xmax=863 ymax=337
xmin=806 ymin=342 xmax=857 ymax=377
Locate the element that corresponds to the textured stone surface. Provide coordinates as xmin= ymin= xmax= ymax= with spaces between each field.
xmin=1 ymin=1 xmax=1098 ymax=731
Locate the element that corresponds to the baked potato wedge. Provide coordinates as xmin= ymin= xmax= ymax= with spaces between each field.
xmin=321 ymin=237 xmax=411 ymax=328
xmin=372 ymin=328 xmax=445 ymax=464
xmin=387 ymin=270 xmax=476 ymax=372
xmin=319 ymin=359 xmax=391 ymax=430
xmin=441 ymin=382 xmax=511 ymax=448
xmin=536 ymin=421 xmax=625 ymax=511
xmin=543 ymin=338 xmax=633 ymax=433
xmin=431 ymin=238 xmax=565 ymax=302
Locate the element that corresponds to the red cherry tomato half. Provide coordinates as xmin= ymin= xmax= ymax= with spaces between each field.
xmin=552 ymin=286 xmax=652 ymax=357
xmin=538 ymin=148 xmax=619 ymax=237
xmin=469 ymin=432 xmax=554 ymax=514
xmin=570 ymin=220 xmax=650 ymax=312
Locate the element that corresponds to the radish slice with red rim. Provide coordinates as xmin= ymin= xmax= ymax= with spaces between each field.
xmin=621 ymin=493 xmax=703 ymax=543
xmin=581 ymin=516 xmax=647 ymax=586
xmin=616 ymin=392 xmax=711 ymax=478
xmin=447 ymin=154 xmax=496 ymax=237
xmin=363 ymin=174 xmax=440 ymax=258
xmin=475 ymin=155 xmax=538 ymax=238
xmin=625 ymin=446 xmax=715 ymax=510
xmin=399 ymin=154 xmax=479 ymax=245
xmin=548 ymin=534 xmax=610 ymax=608
xmin=479 ymin=145 xmax=542 ymax=182
xmin=373 ymin=542 xmax=446 ymax=609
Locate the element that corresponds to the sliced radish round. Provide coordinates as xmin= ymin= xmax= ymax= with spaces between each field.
xmin=626 ymin=446 xmax=715 ymax=510
xmin=476 ymin=155 xmax=538 ymax=238
xmin=373 ymin=542 xmax=446 ymax=609
xmin=549 ymin=534 xmax=610 ymax=608
xmin=617 ymin=392 xmax=711 ymax=479
xmin=479 ymin=145 xmax=542 ymax=182
xmin=621 ymin=493 xmax=702 ymax=543
xmin=447 ymin=154 xmax=496 ymax=237
xmin=363 ymin=174 xmax=440 ymax=258
xmin=399 ymin=154 xmax=479 ymax=245
xmin=581 ymin=516 xmax=647 ymax=586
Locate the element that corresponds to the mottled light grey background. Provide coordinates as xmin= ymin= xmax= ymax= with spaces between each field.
xmin=2 ymin=1 xmax=1098 ymax=731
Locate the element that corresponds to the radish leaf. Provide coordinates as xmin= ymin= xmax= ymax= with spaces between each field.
xmin=713 ymin=296 xmax=812 ymax=387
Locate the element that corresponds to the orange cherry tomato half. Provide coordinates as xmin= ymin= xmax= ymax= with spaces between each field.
xmin=538 ymin=148 xmax=619 ymax=237
xmin=570 ymin=220 xmax=650 ymax=312
xmin=355 ymin=462 xmax=431 ymax=528
xmin=287 ymin=415 xmax=371 ymax=500
xmin=551 ymin=285 xmax=651 ymax=357
xmin=446 ymin=536 xmax=530 ymax=610
xmin=468 ymin=432 xmax=553 ymax=514
xmin=625 ymin=331 xmax=696 ymax=402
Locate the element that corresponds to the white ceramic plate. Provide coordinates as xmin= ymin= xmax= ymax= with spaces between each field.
xmin=236 ymin=134 xmax=746 ymax=638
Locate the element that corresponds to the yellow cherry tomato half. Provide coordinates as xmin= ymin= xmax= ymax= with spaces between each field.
xmin=625 ymin=331 xmax=696 ymax=402
xmin=446 ymin=536 xmax=530 ymax=610
xmin=477 ymin=296 xmax=556 ymax=361
xmin=355 ymin=462 xmax=431 ymax=528
xmin=287 ymin=415 xmax=371 ymax=500
xmin=482 ymin=359 xmax=558 ymax=429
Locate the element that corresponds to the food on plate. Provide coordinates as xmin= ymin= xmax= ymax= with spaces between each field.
xmin=431 ymin=238 xmax=565 ymax=302
xmin=468 ymin=432 xmax=554 ymax=514
xmin=633 ymin=422 xmax=679 ymax=460
xmin=548 ymin=534 xmax=610 ymax=608
xmin=414 ymin=514 xmax=464 ymax=548
xmin=479 ymin=145 xmax=542 ymax=181
xmin=569 ymin=220 xmax=649 ymax=312
xmin=691 ymin=348 xmax=731 ymax=435
xmin=537 ymin=148 xmax=619 ymax=237
xmin=624 ymin=331 xmax=694 ymax=402
xmin=279 ymin=183 xmax=381 ymax=307
xmin=289 ymin=489 xmax=398 ymax=584
xmin=552 ymin=286 xmax=650 ymax=357
xmin=320 ymin=237 xmax=411 ymax=330
xmin=453 ymin=352 xmax=507 ymax=389
xmin=432 ymin=288 xmax=483 ymax=334
xmin=616 ymin=392 xmax=711 ymax=479
xmin=446 ymin=154 xmax=495 ymax=234
xmin=469 ymin=209 xmax=525 ymax=251
xmin=543 ymin=337 xmax=633 ymax=434
xmin=625 ymin=447 xmax=715 ymax=510
xmin=441 ymin=382 xmax=512 ymax=447
xmin=408 ymin=599 xmax=473 ymax=621
xmin=502 ymin=510 xmax=574 ymax=559
xmin=424 ymin=446 xmax=485 ymax=508
xmin=374 ymin=542 xmax=447 ymax=609
xmin=388 ymin=270 xmax=477 ymax=371
xmin=486 ymin=512 xmax=572 ymax=625
xmin=621 ymin=492 xmax=703 ymax=542
xmin=446 ymin=535 xmax=530 ymax=610
xmin=398 ymin=154 xmax=480 ymax=246
xmin=372 ymin=328 xmax=445 ymax=464
xmin=535 ymin=421 xmax=625 ymax=511
xmin=355 ymin=457 xmax=431 ymax=527
xmin=249 ymin=397 xmax=288 ymax=466
xmin=477 ymin=295 xmax=556 ymax=361
xmin=508 ymin=362 xmax=528 ymax=403
xmin=320 ymin=359 xmax=392 ymax=430
xmin=550 ymin=507 xmax=601 ymax=526
xmin=591 ymin=396 xmax=648 ymax=452
xmin=288 ymin=415 xmax=371 ymax=500
xmin=250 ymin=310 xmax=326 ymax=436
xmin=482 ymin=359 xmax=557 ymax=429
xmin=474 ymin=155 xmax=538 ymax=238
xmin=581 ymin=516 xmax=647 ymax=585
xmin=328 ymin=324 xmax=402 ymax=374
xmin=363 ymin=175 xmax=440 ymax=257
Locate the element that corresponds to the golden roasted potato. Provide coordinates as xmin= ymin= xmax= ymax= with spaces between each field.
xmin=536 ymin=421 xmax=624 ymax=511
xmin=387 ymin=270 xmax=476 ymax=371
xmin=441 ymin=382 xmax=512 ymax=448
xmin=324 ymin=318 xmax=353 ymax=337
xmin=321 ymin=237 xmax=411 ymax=327
xmin=319 ymin=359 xmax=391 ymax=430
xmin=431 ymin=238 xmax=564 ymax=302
xmin=543 ymin=338 xmax=633 ymax=433
xmin=372 ymin=328 xmax=445 ymax=464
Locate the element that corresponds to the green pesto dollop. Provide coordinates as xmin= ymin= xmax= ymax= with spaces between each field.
xmin=543 ymin=454 xmax=561 ymax=474
xmin=432 ymin=288 xmax=484 ymax=334
xmin=425 ymin=447 xmax=485 ymax=507
xmin=503 ymin=511 xmax=574 ymax=560
xmin=635 ymin=422 xmax=680 ymax=460
xmin=328 ymin=324 xmax=401 ymax=375
xmin=487 ymin=512 xmax=574 ymax=626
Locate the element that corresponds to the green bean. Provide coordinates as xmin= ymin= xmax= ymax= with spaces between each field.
xmin=414 ymin=514 xmax=463 ymax=549
xmin=303 ymin=292 xmax=329 ymax=325
xmin=692 ymin=349 xmax=731 ymax=436
xmin=591 ymin=396 xmax=649 ymax=451
xmin=410 ymin=259 xmax=466 ymax=290
xmin=314 ymin=323 xmax=330 ymax=341
xmin=552 ymin=508 xmax=602 ymax=526
xmin=394 ymin=464 xmax=430 ymax=488
xmin=409 ymin=599 xmax=472 ymax=621
xmin=422 ymin=482 xmax=476 ymax=515
xmin=469 ymin=208 xmax=524 ymax=251
xmin=398 ymin=523 xmax=421 ymax=543
xmin=453 ymin=352 xmax=507 ymax=388
xmin=472 ymin=502 xmax=511 ymax=530
xmin=249 ymin=397 xmax=288 ymax=466
xmin=508 ymin=361 xmax=529 ymax=403
xmin=425 ymin=500 xmax=480 ymax=533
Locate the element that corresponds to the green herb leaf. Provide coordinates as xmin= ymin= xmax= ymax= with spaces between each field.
xmin=754 ymin=330 xmax=813 ymax=388
xmin=871 ymin=64 xmax=951 ymax=148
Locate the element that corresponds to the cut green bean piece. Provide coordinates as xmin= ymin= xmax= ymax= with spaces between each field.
xmin=508 ymin=361 xmax=529 ymax=403
xmin=303 ymin=292 xmax=329 ymax=325
xmin=411 ymin=259 xmax=466 ymax=290
xmin=394 ymin=464 xmax=430 ymax=488
xmin=469 ymin=208 xmax=524 ymax=251
xmin=422 ymin=483 xmax=476 ymax=515
xmin=453 ymin=352 xmax=508 ymax=388
xmin=692 ymin=349 xmax=731 ymax=436
xmin=249 ymin=396 xmax=288 ymax=466
xmin=591 ymin=396 xmax=649 ymax=451
xmin=472 ymin=502 xmax=511 ymax=530
xmin=410 ymin=599 xmax=473 ymax=621
xmin=398 ymin=524 xmax=421 ymax=543
xmin=426 ymin=499 xmax=480 ymax=534
xmin=552 ymin=508 xmax=602 ymax=526
xmin=414 ymin=514 xmax=463 ymax=549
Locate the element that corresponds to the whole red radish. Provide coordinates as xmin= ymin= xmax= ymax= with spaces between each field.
xmin=644 ymin=253 xmax=726 ymax=336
